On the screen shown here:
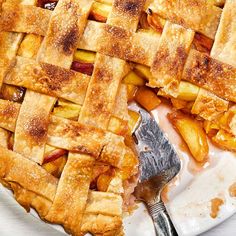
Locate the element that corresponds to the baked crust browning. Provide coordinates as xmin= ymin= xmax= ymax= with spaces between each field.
xmin=0 ymin=146 xmax=58 ymax=201
xmin=4 ymin=56 xmax=90 ymax=104
xmin=182 ymin=49 xmax=236 ymax=102
xmin=13 ymin=90 xmax=56 ymax=164
xmin=150 ymin=21 xmax=195 ymax=97
xmin=79 ymin=54 xmax=129 ymax=129
xmin=112 ymin=84 xmax=129 ymax=121
xmin=37 ymin=0 xmax=93 ymax=68
xmin=45 ymin=154 xmax=95 ymax=235
xmin=99 ymin=24 xmax=160 ymax=66
xmin=147 ymin=0 xmax=222 ymax=39
xmin=81 ymin=214 xmax=122 ymax=235
xmin=211 ymin=0 xmax=236 ymax=67
xmin=191 ymin=88 xmax=229 ymax=121
xmin=0 ymin=2 xmax=51 ymax=36
xmin=108 ymin=0 xmax=145 ymax=30
xmin=0 ymin=128 xmax=10 ymax=148
xmin=0 ymin=99 xmax=20 ymax=132
xmin=0 ymin=32 xmax=23 ymax=87
xmin=47 ymin=116 xmax=106 ymax=157
xmin=78 ymin=21 xmax=161 ymax=66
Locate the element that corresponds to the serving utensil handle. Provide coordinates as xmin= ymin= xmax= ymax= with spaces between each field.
xmin=148 ymin=200 xmax=178 ymax=236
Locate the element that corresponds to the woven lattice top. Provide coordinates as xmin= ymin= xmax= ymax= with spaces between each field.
xmin=0 ymin=0 xmax=236 ymax=235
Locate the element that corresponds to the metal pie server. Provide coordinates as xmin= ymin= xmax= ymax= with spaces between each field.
xmin=132 ymin=106 xmax=181 ymax=236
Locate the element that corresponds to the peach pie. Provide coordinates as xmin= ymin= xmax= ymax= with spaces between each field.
xmin=0 ymin=0 xmax=236 ymax=235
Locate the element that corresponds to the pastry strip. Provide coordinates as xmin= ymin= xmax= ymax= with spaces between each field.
xmin=4 ymin=56 xmax=90 ymax=104
xmin=0 ymin=32 xmax=23 ymax=87
xmin=182 ymin=49 xmax=236 ymax=102
xmin=112 ymin=84 xmax=129 ymax=121
xmin=46 ymin=153 xmax=94 ymax=235
xmin=191 ymin=88 xmax=229 ymax=121
xmin=147 ymin=0 xmax=222 ymax=39
xmin=85 ymin=191 xmax=122 ymax=216
xmin=79 ymin=53 xmax=129 ymax=129
xmin=47 ymin=116 xmax=106 ymax=157
xmin=0 ymin=95 xmax=135 ymax=170
xmin=0 ymin=99 xmax=20 ymax=132
xmin=108 ymin=0 xmax=145 ymax=31
xmin=150 ymin=21 xmax=195 ymax=97
xmin=78 ymin=21 xmax=161 ymax=66
xmin=10 ymin=183 xmax=52 ymax=218
xmin=211 ymin=0 xmax=236 ymax=67
xmin=0 ymin=128 xmax=10 ymax=148
xmin=13 ymin=90 xmax=56 ymax=164
xmin=0 ymin=2 xmax=51 ymax=36
xmin=0 ymin=146 xmax=58 ymax=201
xmin=37 ymin=0 xmax=93 ymax=68
xmin=81 ymin=214 xmax=122 ymax=235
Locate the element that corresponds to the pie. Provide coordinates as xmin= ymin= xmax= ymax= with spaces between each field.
xmin=0 ymin=0 xmax=235 ymax=235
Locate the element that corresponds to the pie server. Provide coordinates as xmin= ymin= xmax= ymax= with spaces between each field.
xmin=132 ymin=105 xmax=181 ymax=236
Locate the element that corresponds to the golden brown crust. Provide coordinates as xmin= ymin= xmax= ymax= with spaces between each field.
xmin=10 ymin=183 xmax=52 ymax=218
xmin=147 ymin=0 xmax=222 ymax=39
xmin=0 ymin=146 xmax=58 ymax=201
xmin=81 ymin=214 xmax=122 ymax=235
xmin=0 ymin=128 xmax=10 ymax=148
xmin=4 ymin=56 xmax=90 ymax=104
xmin=37 ymin=0 xmax=92 ymax=68
xmin=108 ymin=0 xmax=145 ymax=30
xmin=13 ymin=90 xmax=55 ymax=164
xmin=47 ymin=115 xmax=127 ymax=168
xmin=0 ymin=3 xmax=51 ymax=36
xmin=150 ymin=21 xmax=195 ymax=97
xmin=85 ymin=191 xmax=122 ymax=216
xmin=0 ymin=99 xmax=20 ymax=132
xmin=191 ymin=88 xmax=229 ymax=121
xmin=47 ymin=115 xmax=106 ymax=157
xmin=112 ymin=84 xmax=129 ymax=121
xmin=182 ymin=49 xmax=236 ymax=102
xmin=0 ymin=32 xmax=23 ymax=87
xmin=79 ymin=54 xmax=129 ymax=129
xmin=46 ymin=153 xmax=94 ymax=235
xmin=99 ymin=26 xmax=160 ymax=66
xmin=211 ymin=0 xmax=236 ymax=67
xmin=78 ymin=21 xmax=161 ymax=66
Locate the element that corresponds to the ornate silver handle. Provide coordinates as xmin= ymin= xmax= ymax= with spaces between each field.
xmin=148 ymin=201 xmax=178 ymax=236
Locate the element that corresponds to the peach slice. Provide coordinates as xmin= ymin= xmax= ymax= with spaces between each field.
xmin=128 ymin=110 xmax=140 ymax=134
xmin=135 ymin=87 xmax=161 ymax=111
xmin=168 ymin=111 xmax=209 ymax=162
xmin=123 ymin=71 xmax=146 ymax=86
xmin=90 ymin=2 xmax=111 ymax=22
xmin=177 ymin=81 xmax=200 ymax=101
xmin=73 ymin=50 xmax=96 ymax=63
xmin=126 ymin=84 xmax=138 ymax=102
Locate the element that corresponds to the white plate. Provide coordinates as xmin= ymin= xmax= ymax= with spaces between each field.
xmin=4 ymin=103 xmax=236 ymax=236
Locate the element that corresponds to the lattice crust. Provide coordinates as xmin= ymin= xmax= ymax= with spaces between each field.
xmin=191 ymin=88 xmax=229 ymax=121
xmin=182 ymin=49 xmax=236 ymax=102
xmin=150 ymin=21 xmax=195 ymax=96
xmin=4 ymin=56 xmax=90 ymax=104
xmin=79 ymin=53 xmax=130 ymax=129
xmin=0 ymin=0 xmax=236 ymax=235
xmin=211 ymin=0 xmax=236 ymax=67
